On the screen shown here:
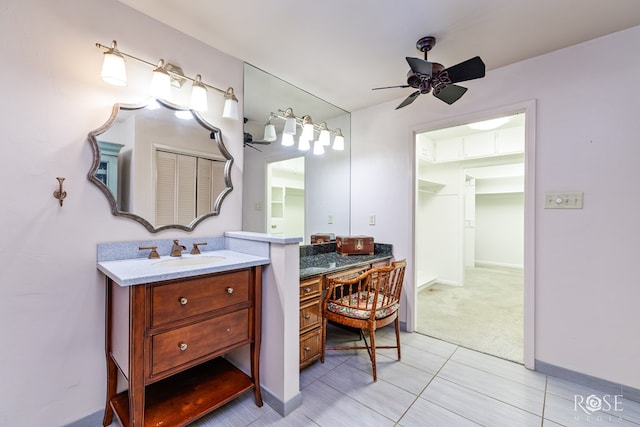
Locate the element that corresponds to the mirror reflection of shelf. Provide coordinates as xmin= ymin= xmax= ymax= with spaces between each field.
xmin=418 ymin=179 xmax=445 ymax=194
xmin=270 ymin=187 xmax=284 ymax=218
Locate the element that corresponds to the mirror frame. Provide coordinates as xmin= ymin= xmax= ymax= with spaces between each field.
xmin=87 ymin=98 xmax=234 ymax=232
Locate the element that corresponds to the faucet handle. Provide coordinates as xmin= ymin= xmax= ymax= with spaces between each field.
xmin=190 ymin=242 xmax=208 ymax=255
xmin=139 ymin=246 xmax=160 ymax=259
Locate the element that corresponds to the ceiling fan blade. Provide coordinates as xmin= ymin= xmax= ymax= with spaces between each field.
xmin=440 ymin=56 xmax=485 ymax=84
xmin=396 ymin=90 xmax=421 ymax=109
xmin=372 ymin=84 xmax=411 ymax=90
xmin=433 ymin=84 xmax=468 ymax=105
xmin=406 ymin=57 xmax=433 ymax=76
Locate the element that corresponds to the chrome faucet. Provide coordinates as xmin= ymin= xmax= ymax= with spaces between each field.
xmin=170 ymin=240 xmax=187 ymax=257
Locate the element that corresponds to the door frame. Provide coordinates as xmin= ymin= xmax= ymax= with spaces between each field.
xmin=410 ymin=100 xmax=536 ymax=369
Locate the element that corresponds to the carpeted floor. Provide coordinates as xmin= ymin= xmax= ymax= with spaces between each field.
xmin=416 ymin=266 xmax=524 ymax=363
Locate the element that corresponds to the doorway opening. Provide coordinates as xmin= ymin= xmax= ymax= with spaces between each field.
xmin=414 ymin=112 xmax=526 ymax=363
xmin=267 ymin=157 xmax=305 ymax=241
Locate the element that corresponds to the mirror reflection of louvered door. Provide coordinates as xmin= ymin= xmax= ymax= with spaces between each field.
xmin=155 ymin=150 xmax=226 ymax=227
xmin=156 ymin=151 xmax=196 ymax=226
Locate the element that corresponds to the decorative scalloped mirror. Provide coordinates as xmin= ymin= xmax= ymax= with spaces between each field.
xmin=87 ymin=98 xmax=233 ymax=232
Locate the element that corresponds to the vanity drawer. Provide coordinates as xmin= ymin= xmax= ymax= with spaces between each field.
xmin=300 ymin=298 xmax=321 ymax=333
xmin=300 ymin=328 xmax=321 ymax=366
xmin=150 ymin=309 xmax=249 ymax=375
xmin=300 ymin=277 xmax=321 ymax=301
xmin=151 ymin=270 xmax=250 ymax=327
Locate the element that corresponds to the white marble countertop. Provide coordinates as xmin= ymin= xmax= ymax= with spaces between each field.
xmin=97 ymin=249 xmax=270 ymax=286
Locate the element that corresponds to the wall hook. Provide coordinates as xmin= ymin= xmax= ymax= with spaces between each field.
xmin=53 ymin=177 xmax=67 ymax=207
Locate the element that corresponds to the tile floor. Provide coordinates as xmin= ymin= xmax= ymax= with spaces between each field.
xmin=113 ymin=325 xmax=640 ymax=426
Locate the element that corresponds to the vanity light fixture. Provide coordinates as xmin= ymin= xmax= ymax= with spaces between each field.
xmin=149 ymin=60 xmax=172 ymax=100
xmin=281 ymin=133 xmax=295 ymax=146
xmin=318 ymin=122 xmax=331 ymax=146
xmin=96 ymin=40 xmax=239 ymax=119
xmin=100 ymin=41 xmax=127 ymax=86
xmin=190 ymin=74 xmax=208 ymax=112
xmin=265 ymin=108 xmax=345 ymax=153
xmin=300 ymin=115 xmax=315 ymax=142
xmin=283 ymin=108 xmax=297 ymax=135
xmin=333 ymin=128 xmax=345 ymax=151
xmin=313 ymin=140 xmax=325 ymax=155
xmin=298 ymin=135 xmax=311 ymax=151
xmin=222 ymin=88 xmax=239 ymax=120
xmin=262 ymin=116 xmax=277 ymax=142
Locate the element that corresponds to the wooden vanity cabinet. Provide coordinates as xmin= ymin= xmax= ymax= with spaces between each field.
xmin=298 ymin=259 xmax=391 ymax=369
xmin=299 ymin=276 xmax=322 ymax=368
xmin=102 ymin=266 xmax=263 ymax=427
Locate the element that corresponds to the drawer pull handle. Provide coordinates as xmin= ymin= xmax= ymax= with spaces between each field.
xmin=179 ymin=297 xmax=188 ymax=305
xmin=304 ymin=314 xmax=311 ymax=320
xmin=226 ymin=287 xmax=234 ymax=295
xmin=304 ymin=287 xmax=311 ymax=293
xmin=178 ymin=342 xmax=188 ymax=351
xmin=304 ymin=347 xmax=310 ymax=352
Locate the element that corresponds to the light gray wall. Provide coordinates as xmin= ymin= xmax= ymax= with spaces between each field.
xmin=351 ymin=25 xmax=640 ymax=389
xmin=0 ymin=1 xmax=243 ymax=425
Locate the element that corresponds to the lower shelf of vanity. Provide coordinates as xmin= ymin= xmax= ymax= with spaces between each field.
xmin=110 ymin=357 xmax=255 ymax=427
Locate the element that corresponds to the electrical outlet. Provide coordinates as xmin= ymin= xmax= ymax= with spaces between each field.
xmin=369 ymin=213 xmax=376 ymax=225
xmin=328 ymin=214 xmax=333 ymax=224
xmin=544 ymin=192 xmax=583 ymax=209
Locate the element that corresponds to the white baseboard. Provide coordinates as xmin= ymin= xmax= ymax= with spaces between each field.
xmin=475 ymin=260 xmax=523 ymax=269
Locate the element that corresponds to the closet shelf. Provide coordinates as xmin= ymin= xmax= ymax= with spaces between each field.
xmin=418 ymin=179 xmax=445 ymax=193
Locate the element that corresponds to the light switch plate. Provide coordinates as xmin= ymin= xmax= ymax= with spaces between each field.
xmin=544 ymin=192 xmax=583 ymax=209
xmin=369 ymin=213 xmax=376 ymax=225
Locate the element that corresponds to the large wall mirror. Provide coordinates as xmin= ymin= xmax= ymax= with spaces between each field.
xmin=88 ymin=99 xmax=233 ymax=232
xmin=242 ymin=64 xmax=351 ymax=244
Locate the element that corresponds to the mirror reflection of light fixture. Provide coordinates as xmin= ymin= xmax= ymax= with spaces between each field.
xmin=100 ymin=41 xmax=127 ymax=86
xmin=174 ymin=110 xmax=193 ymax=120
xmin=318 ymin=122 xmax=331 ymax=146
xmin=313 ymin=140 xmax=325 ymax=155
xmin=96 ymin=40 xmax=238 ymax=120
xmin=283 ymin=108 xmax=297 ymax=135
xmin=263 ymin=117 xmax=277 ymax=142
xmin=333 ymin=128 xmax=345 ymax=151
xmin=149 ymin=59 xmax=171 ymax=100
xmin=190 ymin=74 xmax=208 ymax=112
xmin=468 ymin=117 xmax=510 ymax=130
xmin=264 ymin=108 xmax=345 ymax=154
xmin=298 ymin=136 xmax=311 ymax=151
xmin=281 ymin=133 xmax=295 ymax=146
xmin=300 ymin=115 xmax=315 ymax=141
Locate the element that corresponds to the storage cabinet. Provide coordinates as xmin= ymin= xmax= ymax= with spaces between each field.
xmin=299 ymin=276 xmax=322 ymax=368
xmin=102 ymin=266 xmax=263 ymax=427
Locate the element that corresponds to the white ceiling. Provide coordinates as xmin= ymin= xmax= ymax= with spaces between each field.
xmin=119 ymin=0 xmax=640 ymax=113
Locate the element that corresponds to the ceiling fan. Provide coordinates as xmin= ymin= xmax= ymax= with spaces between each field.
xmin=372 ymin=36 xmax=486 ymax=109
xmin=242 ymin=118 xmax=272 ymax=150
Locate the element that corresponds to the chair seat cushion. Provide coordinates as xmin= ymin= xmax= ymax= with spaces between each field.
xmin=327 ymin=292 xmax=399 ymax=320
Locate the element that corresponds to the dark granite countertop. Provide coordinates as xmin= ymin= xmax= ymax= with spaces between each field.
xmin=299 ymin=242 xmax=393 ymax=279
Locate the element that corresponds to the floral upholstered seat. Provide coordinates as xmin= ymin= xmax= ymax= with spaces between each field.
xmin=321 ymin=259 xmax=407 ymax=381
xmin=326 ymin=292 xmax=399 ymax=320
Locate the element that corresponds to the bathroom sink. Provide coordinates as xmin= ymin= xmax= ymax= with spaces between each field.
xmin=153 ymin=256 xmax=226 ymax=268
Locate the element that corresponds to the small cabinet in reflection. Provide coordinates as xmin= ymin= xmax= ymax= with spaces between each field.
xmin=97 ymin=141 xmax=124 ymax=201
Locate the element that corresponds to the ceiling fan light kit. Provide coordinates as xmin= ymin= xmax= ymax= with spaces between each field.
xmin=372 ymin=36 xmax=486 ymax=109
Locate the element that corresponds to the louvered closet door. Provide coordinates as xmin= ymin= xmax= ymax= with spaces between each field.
xmin=197 ymin=158 xmax=227 ymax=216
xmin=155 ymin=151 xmax=197 ymax=226
xmin=197 ymin=158 xmax=212 ymax=217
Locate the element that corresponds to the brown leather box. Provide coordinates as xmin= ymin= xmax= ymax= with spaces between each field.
xmin=336 ymin=236 xmax=374 ymax=255
xmin=311 ymin=233 xmax=334 ymax=244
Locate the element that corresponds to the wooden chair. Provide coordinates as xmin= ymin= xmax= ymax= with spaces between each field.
xmin=321 ymin=259 xmax=407 ymax=381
